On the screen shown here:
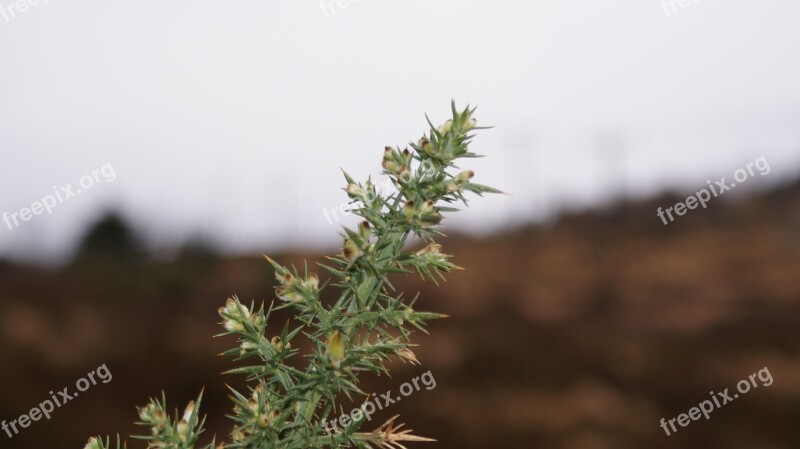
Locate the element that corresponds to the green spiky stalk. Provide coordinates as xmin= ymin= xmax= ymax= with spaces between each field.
xmin=83 ymin=102 xmax=499 ymax=449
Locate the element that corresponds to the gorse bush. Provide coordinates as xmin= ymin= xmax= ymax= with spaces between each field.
xmin=84 ymin=102 xmax=499 ymax=449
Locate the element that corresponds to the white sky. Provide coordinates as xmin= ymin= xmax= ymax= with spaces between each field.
xmin=1 ymin=0 xmax=800 ymax=261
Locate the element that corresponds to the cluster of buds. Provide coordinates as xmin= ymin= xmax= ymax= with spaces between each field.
xmin=382 ymin=146 xmax=413 ymax=182
xmin=403 ymin=200 xmax=442 ymax=227
xmin=274 ymin=269 xmax=319 ymax=303
xmin=134 ymin=397 xmax=198 ymax=445
xmin=414 ymin=110 xmax=478 ymax=162
xmin=249 ymin=385 xmax=279 ymax=429
xmin=439 ymin=116 xmax=476 ymax=134
xmin=219 ymin=298 xmax=263 ymax=333
xmin=138 ymin=401 xmax=168 ymax=435
xmin=229 ymin=384 xmax=281 ymax=443
xmin=409 ymin=243 xmax=459 ymax=280
xmin=238 ymin=336 xmax=290 ymax=357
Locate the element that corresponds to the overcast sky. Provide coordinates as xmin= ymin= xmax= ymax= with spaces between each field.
xmin=2 ymin=0 xmax=800 ymax=262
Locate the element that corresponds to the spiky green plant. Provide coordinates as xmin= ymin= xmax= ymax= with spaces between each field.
xmin=83 ymin=102 xmax=499 ymax=449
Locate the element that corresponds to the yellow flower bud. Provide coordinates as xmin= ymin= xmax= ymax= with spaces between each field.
xmin=359 ymin=221 xmax=371 ymax=241
xmin=419 ymin=137 xmax=435 ymax=156
xmin=345 ymin=183 xmax=363 ymax=196
xmin=176 ymin=419 xmax=189 ymax=441
xmin=138 ymin=403 xmax=158 ymax=422
xmin=304 ymin=273 xmax=319 ymax=291
xmin=231 ymin=425 xmax=244 ymax=441
xmin=398 ymin=167 xmax=412 ymax=183
xmin=258 ymin=413 xmax=269 ymax=428
xmin=223 ymin=298 xmax=249 ymax=319
xmin=84 ymin=437 xmax=103 ymax=449
xmin=219 ymin=298 xmax=252 ymax=332
xmin=403 ymin=200 xmax=416 ymax=220
xmin=401 ymin=148 xmax=412 ymax=164
xmin=240 ymin=340 xmax=257 ymax=356
xmin=382 ymin=159 xmax=400 ymax=174
xmin=326 ymin=330 xmax=345 ymax=368
xmin=277 ymin=288 xmax=303 ymax=303
xmin=252 ymin=312 xmax=264 ymax=327
xmin=342 ymin=239 xmax=363 ymax=265
xmin=224 ymin=319 xmax=244 ymax=332
xmin=182 ymin=400 xmax=195 ymax=422
xmin=153 ymin=409 xmax=167 ymax=428
xmin=276 ymin=270 xmax=294 ymax=285
xmin=463 ymin=117 xmax=477 ymax=131
xmin=419 ymin=201 xmax=442 ymax=225
xmin=382 ymin=146 xmax=400 ymax=173
xmin=456 ymin=170 xmax=475 ymax=182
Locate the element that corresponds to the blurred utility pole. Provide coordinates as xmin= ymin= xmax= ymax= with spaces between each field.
xmin=592 ymin=130 xmax=628 ymax=205
xmin=503 ymin=126 xmax=538 ymax=222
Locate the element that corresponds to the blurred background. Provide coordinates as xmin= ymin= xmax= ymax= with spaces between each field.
xmin=2 ymin=1 xmax=800 ymax=448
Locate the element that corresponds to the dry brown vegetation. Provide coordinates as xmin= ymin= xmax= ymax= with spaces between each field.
xmin=1 ymin=180 xmax=799 ymax=449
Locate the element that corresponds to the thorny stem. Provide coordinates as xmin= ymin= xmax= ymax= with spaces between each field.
xmin=83 ymin=101 xmax=500 ymax=449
